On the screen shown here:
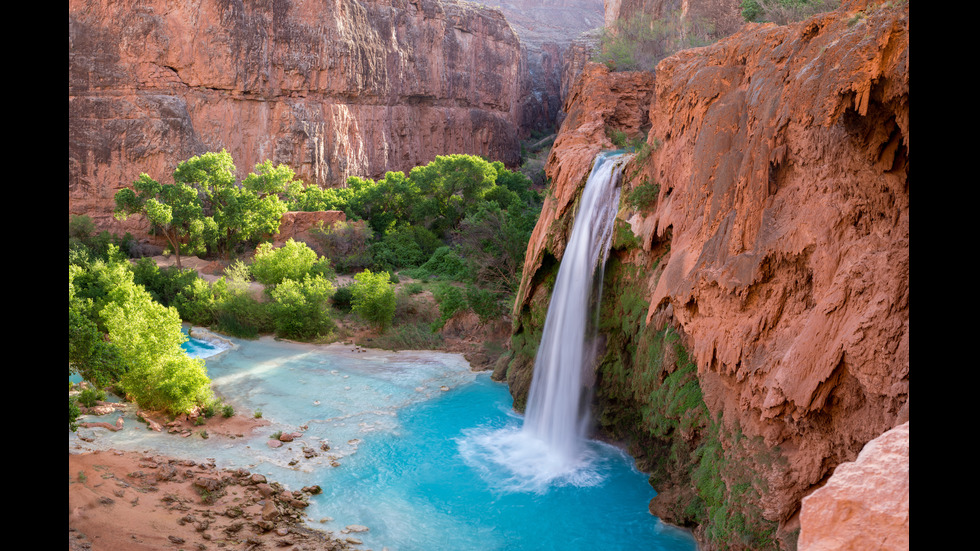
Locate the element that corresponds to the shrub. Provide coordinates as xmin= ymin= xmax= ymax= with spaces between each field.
xmin=221 ymin=403 xmax=235 ymax=418
xmin=331 ymin=285 xmax=355 ymax=313
xmin=224 ymin=260 xmax=252 ymax=283
xmin=431 ymin=282 xmax=467 ymax=330
xmin=78 ymin=386 xmax=106 ymax=408
xmin=624 ymin=179 xmax=660 ymax=211
xmin=370 ymin=224 xmax=440 ymax=272
xmin=251 ymin=239 xmax=329 ymax=286
xmin=69 ymin=397 xmax=80 ymax=432
xmin=350 ymin=270 xmax=397 ymax=331
xmin=406 ymin=246 xmax=469 ymax=281
xmin=740 ymin=0 xmax=840 ymax=24
xmin=214 ymin=289 xmax=273 ymax=339
xmin=269 ymin=275 xmax=336 ymax=340
xmin=466 ymin=285 xmax=501 ymax=323
xmin=131 ymin=259 xmax=200 ymax=307
xmin=101 ymin=284 xmax=213 ymax=414
xmin=372 ymin=323 xmax=443 ymax=350
xmin=69 ymin=215 xmax=96 ymax=240
xmin=310 ymin=220 xmax=374 ymax=273
xmin=172 ymin=277 xmax=221 ymax=326
xmin=594 ymin=12 xmax=716 ymax=72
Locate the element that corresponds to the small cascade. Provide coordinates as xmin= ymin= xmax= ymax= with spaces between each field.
xmin=521 ymin=151 xmax=630 ymax=467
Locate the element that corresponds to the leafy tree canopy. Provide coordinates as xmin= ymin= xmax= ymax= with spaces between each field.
xmin=115 ymin=150 xmax=297 ymax=265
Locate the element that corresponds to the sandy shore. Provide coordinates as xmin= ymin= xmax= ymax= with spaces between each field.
xmin=69 ymin=399 xmax=368 ymax=551
xmin=69 ymin=445 xmax=362 ymax=551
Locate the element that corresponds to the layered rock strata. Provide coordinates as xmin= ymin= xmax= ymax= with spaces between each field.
xmin=506 ymin=1 xmax=908 ymax=547
xmin=69 ymin=0 xmax=525 ymax=232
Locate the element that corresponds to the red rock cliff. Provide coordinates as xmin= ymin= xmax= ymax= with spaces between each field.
xmin=69 ymin=0 xmax=525 ymax=231
xmin=507 ymin=1 xmax=908 ymax=547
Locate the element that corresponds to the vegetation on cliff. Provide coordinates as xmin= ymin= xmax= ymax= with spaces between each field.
xmin=595 ymin=11 xmax=718 ymax=73
xmin=740 ymin=0 xmax=840 ymax=24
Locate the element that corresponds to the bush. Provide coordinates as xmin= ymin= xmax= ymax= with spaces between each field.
xmin=407 ymin=246 xmax=469 ymax=281
xmin=370 ymin=224 xmax=440 ymax=272
xmin=78 ymin=386 xmax=107 ymax=408
xmin=350 ymin=270 xmax=397 ymax=331
xmin=270 ymin=275 xmax=336 ymax=340
xmin=100 ymin=277 xmax=213 ymax=414
xmin=131 ymin=258 xmax=200 ymax=307
xmin=172 ymin=277 xmax=221 ymax=326
xmin=251 ymin=239 xmax=331 ymax=286
xmin=466 ymin=285 xmax=501 ymax=323
xmin=741 ymin=0 xmax=839 ymax=23
xmin=331 ymin=285 xmax=355 ymax=313
xmin=431 ymin=282 xmax=467 ymax=330
xmin=224 ymin=260 xmax=252 ymax=283
xmin=69 ymin=215 xmax=96 ymax=240
xmin=310 ymin=220 xmax=374 ymax=273
xmin=594 ymin=12 xmax=717 ymax=72
xmin=214 ymin=289 xmax=273 ymax=339
xmin=624 ymin=179 xmax=660 ymax=211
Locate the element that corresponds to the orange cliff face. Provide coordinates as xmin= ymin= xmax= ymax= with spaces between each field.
xmin=69 ymin=0 xmax=526 ymax=233
xmin=507 ymin=0 xmax=907 ymax=546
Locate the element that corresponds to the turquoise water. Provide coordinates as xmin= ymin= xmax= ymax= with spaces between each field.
xmin=71 ymin=337 xmax=697 ymax=551
xmin=182 ymin=334 xmax=226 ymax=358
xmin=313 ymin=375 xmax=697 ymax=551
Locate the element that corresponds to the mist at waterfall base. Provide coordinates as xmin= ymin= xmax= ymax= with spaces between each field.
xmin=69 ymin=154 xmax=697 ymax=550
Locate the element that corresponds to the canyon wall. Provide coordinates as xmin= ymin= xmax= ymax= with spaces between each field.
xmin=503 ymin=1 xmax=908 ymax=548
xmin=69 ymin=0 xmax=526 ymax=232
xmin=477 ymin=0 xmax=605 ymax=133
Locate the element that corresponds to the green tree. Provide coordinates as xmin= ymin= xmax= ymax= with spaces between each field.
xmin=409 ymin=154 xmax=498 ymax=236
xmin=175 ymin=151 xmax=292 ymax=258
xmin=350 ymin=270 xmax=397 ymax=332
xmin=115 ymin=151 xmax=296 ymax=265
xmin=69 ymin=245 xmax=213 ymax=415
xmin=101 ymin=277 xmax=212 ymax=414
xmin=114 ymin=173 xmax=204 ymax=270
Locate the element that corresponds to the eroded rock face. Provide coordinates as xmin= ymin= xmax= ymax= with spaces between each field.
xmin=798 ymin=422 xmax=909 ymax=551
xmin=643 ymin=1 xmax=908 ymax=523
xmin=510 ymin=0 xmax=908 ymax=545
xmin=69 ymin=0 xmax=524 ymax=232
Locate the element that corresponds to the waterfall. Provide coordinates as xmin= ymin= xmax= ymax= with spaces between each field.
xmin=522 ymin=152 xmax=629 ymax=466
xmin=458 ymin=152 xmax=630 ymax=491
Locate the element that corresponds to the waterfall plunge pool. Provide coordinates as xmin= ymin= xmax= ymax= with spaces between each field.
xmin=69 ymin=336 xmax=697 ymax=551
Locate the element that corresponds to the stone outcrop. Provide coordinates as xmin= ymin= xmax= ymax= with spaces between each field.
xmin=69 ymin=0 xmax=526 ymax=232
xmin=275 ymin=211 xmax=347 ymax=245
xmin=506 ymin=1 xmax=908 ymax=547
xmin=798 ymin=422 xmax=909 ymax=551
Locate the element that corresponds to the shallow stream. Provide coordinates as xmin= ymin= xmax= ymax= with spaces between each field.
xmin=69 ymin=336 xmax=697 ymax=551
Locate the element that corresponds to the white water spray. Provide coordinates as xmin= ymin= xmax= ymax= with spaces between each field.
xmin=521 ymin=152 xmax=629 ymax=466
